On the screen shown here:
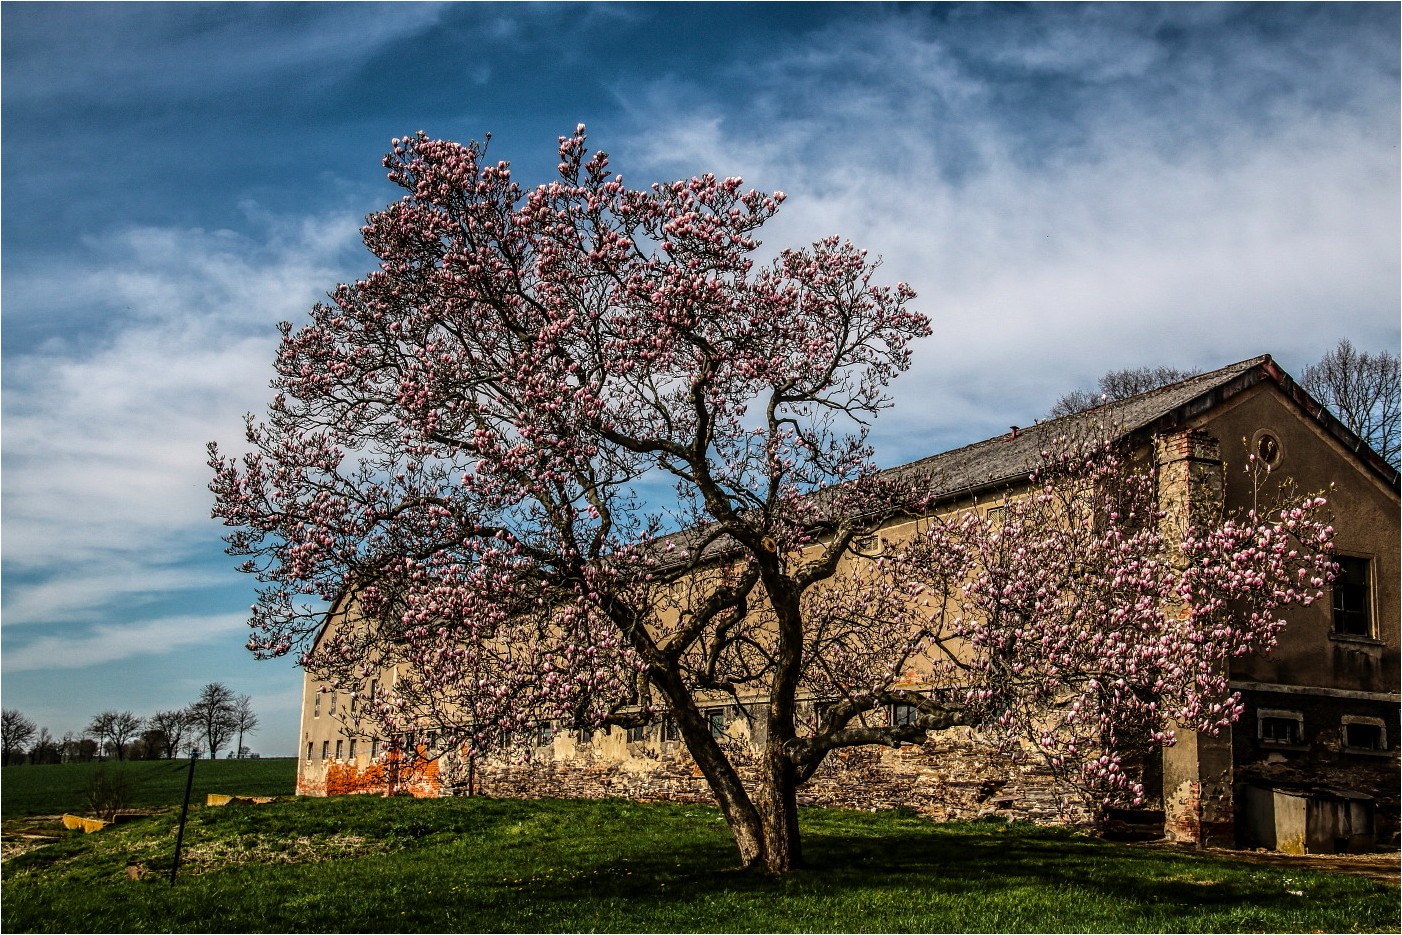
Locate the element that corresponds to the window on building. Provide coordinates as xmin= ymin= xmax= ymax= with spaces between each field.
xmin=890 ymin=702 xmax=919 ymax=727
xmin=313 ymin=692 xmax=321 ymax=718
xmin=320 ymin=740 xmax=329 ymax=760
xmin=329 ymin=690 xmax=337 ymax=715
xmin=1258 ymin=709 xmax=1303 ymax=746
xmin=627 ymin=723 xmax=647 ymax=742
xmin=335 ymin=739 xmax=343 ymax=760
xmin=662 ymin=715 xmax=680 ymax=742
xmin=349 ymin=739 xmax=357 ymax=759
xmin=1342 ymin=717 xmax=1387 ymax=752
xmin=306 ymin=742 xmax=313 ymax=762
xmin=853 ymin=534 xmax=881 ymax=555
xmin=1332 ymin=556 xmax=1373 ymax=637
xmin=706 ymin=707 xmax=728 ymax=739
xmin=371 ymin=738 xmax=379 ymax=760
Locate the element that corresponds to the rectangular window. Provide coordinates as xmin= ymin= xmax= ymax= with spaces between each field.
xmin=627 ymin=723 xmax=647 ymax=742
xmin=320 ymin=740 xmax=329 ymax=760
xmin=890 ymin=702 xmax=919 ymax=727
xmin=1343 ymin=719 xmax=1387 ymax=751
xmin=1259 ymin=716 xmax=1302 ymax=745
xmin=313 ymin=692 xmax=321 ymax=718
xmin=853 ymin=534 xmax=880 ymax=554
xmin=1332 ymin=556 xmax=1373 ymax=636
xmin=335 ymin=739 xmax=343 ymax=759
xmin=662 ymin=715 xmax=679 ymax=742
xmin=706 ymin=707 xmax=728 ymax=739
xmin=306 ymin=742 xmax=313 ymax=762
xmin=371 ymin=738 xmax=379 ymax=759
xmin=349 ymin=739 xmax=357 ymax=759
xmin=329 ymin=691 xmax=337 ymax=715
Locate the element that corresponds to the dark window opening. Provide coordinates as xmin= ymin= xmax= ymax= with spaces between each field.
xmin=662 ymin=716 xmax=679 ymax=742
xmin=1256 ymin=433 xmax=1281 ymax=467
xmin=627 ymin=723 xmax=647 ymax=742
xmin=1332 ymin=556 xmax=1373 ymax=636
xmin=890 ymin=702 xmax=919 ymax=727
xmin=706 ymin=708 xmax=728 ymax=739
xmin=1260 ymin=716 xmax=1301 ymax=745
xmin=1344 ymin=722 xmax=1385 ymax=751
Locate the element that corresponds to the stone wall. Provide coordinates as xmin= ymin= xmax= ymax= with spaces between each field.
xmin=465 ymin=729 xmax=1092 ymax=826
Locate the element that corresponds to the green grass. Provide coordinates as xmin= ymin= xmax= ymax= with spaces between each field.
xmin=2 ymin=795 xmax=1396 ymax=933
xmin=0 ymin=759 xmax=297 ymax=819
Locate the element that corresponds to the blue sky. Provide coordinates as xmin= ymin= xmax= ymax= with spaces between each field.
xmin=3 ymin=3 xmax=1397 ymax=755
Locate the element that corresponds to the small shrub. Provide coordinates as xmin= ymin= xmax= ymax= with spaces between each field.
xmin=84 ymin=764 xmax=131 ymax=821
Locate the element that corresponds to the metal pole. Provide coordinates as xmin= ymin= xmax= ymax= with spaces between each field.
xmin=169 ymin=750 xmax=197 ymax=885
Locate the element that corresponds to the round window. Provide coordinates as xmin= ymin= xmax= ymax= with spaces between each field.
xmin=1254 ymin=431 xmax=1282 ymax=468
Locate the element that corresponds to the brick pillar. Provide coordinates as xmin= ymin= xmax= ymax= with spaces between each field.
xmin=1155 ymin=430 xmax=1235 ymax=848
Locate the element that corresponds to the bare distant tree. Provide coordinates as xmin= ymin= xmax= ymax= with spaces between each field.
xmin=30 ymin=727 xmax=61 ymax=765
xmin=1301 ymin=339 xmax=1400 ymax=469
xmin=87 ymin=710 xmax=142 ymax=760
xmin=231 ymin=695 xmax=259 ymax=758
xmin=1049 ymin=366 xmax=1200 ymax=418
xmin=145 ymin=708 xmax=193 ymax=759
xmin=2 ymin=709 xmax=37 ymax=765
xmin=189 ymin=683 xmax=239 ymax=759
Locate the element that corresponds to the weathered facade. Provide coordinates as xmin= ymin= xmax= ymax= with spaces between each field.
xmin=295 ymin=356 xmax=1400 ymax=851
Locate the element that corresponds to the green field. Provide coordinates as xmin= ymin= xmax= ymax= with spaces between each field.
xmin=0 ymin=758 xmax=297 ymax=819
xmin=2 ymin=793 xmax=1396 ymax=933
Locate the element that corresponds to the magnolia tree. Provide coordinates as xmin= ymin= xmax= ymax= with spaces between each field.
xmin=863 ymin=441 xmax=1334 ymax=806
xmin=210 ymin=128 xmax=1332 ymax=873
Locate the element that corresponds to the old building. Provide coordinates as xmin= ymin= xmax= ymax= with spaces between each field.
xmin=295 ymin=355 xmax=1399 ymax=851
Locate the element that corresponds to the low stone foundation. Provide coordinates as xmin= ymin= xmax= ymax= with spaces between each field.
xmin=299 ymin=728 xmax=1094 ymax=828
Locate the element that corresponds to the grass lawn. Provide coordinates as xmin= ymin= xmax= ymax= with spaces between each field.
xmin=2 ymin=795 xmax=1396 ymax=933
xmin=0 ymin=758 xmax=297 ymax=820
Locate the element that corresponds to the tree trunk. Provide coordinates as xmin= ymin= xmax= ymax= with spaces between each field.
xmin=755 ymin=746 xmax=803 ymax=873
xmin=650 ymin=666 xmax=768 ymax=870
xmin=755 ymin=572 xmax=806 ymax=873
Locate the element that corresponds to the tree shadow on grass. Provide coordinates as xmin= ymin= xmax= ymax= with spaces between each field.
xmin=473 ymin=822 xmax=1395 ymax=933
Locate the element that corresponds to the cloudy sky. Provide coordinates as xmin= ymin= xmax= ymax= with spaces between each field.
xmin=3 ymin=2 xmax=1397 ymax=755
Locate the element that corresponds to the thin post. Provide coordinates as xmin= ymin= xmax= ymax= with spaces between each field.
xmin=169 ymin=750 xmax=197 ymax=885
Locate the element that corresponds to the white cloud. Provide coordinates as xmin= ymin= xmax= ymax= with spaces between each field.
xmin=2 ymin=612 xmax=249 ymax=673
xmin=616 ymin=10 xmax=1399 ymax=457
xmin=2 ymin=213 xmax=363 ymax=621
xmin=4 ymin=4 xmax=450 ymax=104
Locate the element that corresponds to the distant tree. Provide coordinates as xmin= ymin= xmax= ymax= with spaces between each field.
xmin=1301 ymin=339 xmax=1400 ymax=469
xmin=145 ymin=708 xmax=194 ymax=760
xmin=29 ymin=727 xmax=61 ymax=765
xmin=231 ymin=695 xmax=259 ymax=758
xmin=1049 ymin=366 xmax=1200 ymax=418
xmin=86 ymin=710 xmax=142 ymax=760
xmin=189 ymin=683 xmax=239 ymax=759
xmin=2 ymin=709 xmax=38 ymax=765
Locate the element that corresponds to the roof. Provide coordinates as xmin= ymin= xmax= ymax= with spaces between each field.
xmin=882 ymin=354 xmax=1400 ymax=502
